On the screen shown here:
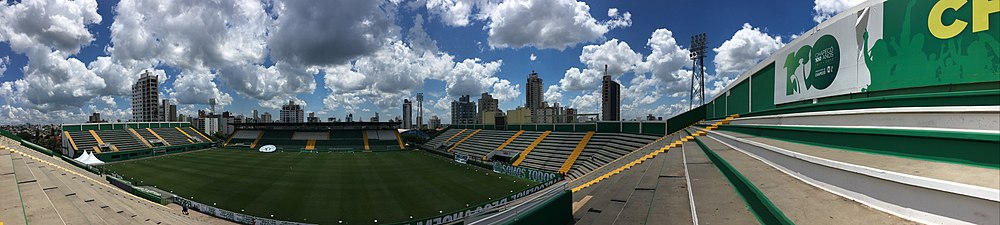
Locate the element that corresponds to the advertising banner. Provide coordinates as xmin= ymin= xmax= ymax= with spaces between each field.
xmin=776 ymin=0 xmax=998 ymax=104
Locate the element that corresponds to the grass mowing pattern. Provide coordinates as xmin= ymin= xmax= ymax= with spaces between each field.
xmin=99 ymin=149 xmax=538 ymax=224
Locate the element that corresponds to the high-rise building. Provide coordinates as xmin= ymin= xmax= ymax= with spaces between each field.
xmin=602 ymin=65 xmax=621 ymax=121
xmin=307 ymin=112 xmax=320 ymax=123
xmin=280 ymin=100 xmax=304 ymax=123
xmin=525 ymin=71 xmax=543 ymax=110
xmin=370 ymin=112 xmax=380 ymax=122
xmin=160 ymin=99 xmax=177 ymax=122
xmin=88 ymin=113 xmax=104 ymax=123
xmin=252 ymin=109 xmax=259 ymax=122
xmin=131 ymin=70 xmax=159 ymax=122
xmin=416 ymin=93 xmax=424 ymax=129
xmin=451 ymin=95 xmax=477 ymax=124
xmin=403 ymin=99 xmax=413 ymax=129
xmin=261 ymin=112 xmax=272 ymax=123
xmin=478 ymin=92 xmax=499 ymax=124
xmin=429 ymin=116 xmax=441 ymax=129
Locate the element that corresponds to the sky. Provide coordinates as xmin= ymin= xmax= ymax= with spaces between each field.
xmin=0 ymin=0 xmax=866 ymax=124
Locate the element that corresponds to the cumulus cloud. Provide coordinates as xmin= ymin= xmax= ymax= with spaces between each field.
xmin=486 ymin=0 xmax=631 ymax=50
xmin=416 ymin=0 xmax=485 ymax=27
xmin=269 ymin=0 xmax=398 ymax=66
xmin=569 ymin=90 xmax=600 ymax=113
xmin=0 ymin=0 xmax=101 ymax=55
xmin=813 ymin=0 xmax=865 ymax=23
xmin=0 ymin=56 xmax=8 ymax=77
xmin=559 ymin=39 xmax=641 ymax=91
xmin=709 ymin=23 xmax=784 ymax=98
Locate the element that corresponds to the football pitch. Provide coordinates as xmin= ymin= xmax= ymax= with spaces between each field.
xmin=99 ymin=149 xmax=539 ymax=224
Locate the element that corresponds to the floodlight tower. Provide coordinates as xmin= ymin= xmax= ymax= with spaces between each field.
xmin=416 ymin=93 xmax=424 ymax=129
xmin=689 ymin=33 xmax=708 ymax=109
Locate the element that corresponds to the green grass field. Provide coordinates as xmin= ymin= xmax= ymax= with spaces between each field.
xmin=99 ymin=149 xmax=538 ymax=224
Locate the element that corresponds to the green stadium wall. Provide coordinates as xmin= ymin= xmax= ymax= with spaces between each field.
xmin=703 ymin=0 xmax=999 ymax=120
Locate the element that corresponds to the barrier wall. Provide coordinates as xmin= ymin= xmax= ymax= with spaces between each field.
xmin=705 ymin=0 xmax=999 ymax=120
xmin=94 ymin=142 xmax=213 ymax=162
xmin=61 ymin=122 xmax=191 ymax=132
xmin=450 ymin=104 xmax=707 ymax=137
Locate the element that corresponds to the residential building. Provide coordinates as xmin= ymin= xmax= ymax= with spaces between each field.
xmin=429 ymin=116 xmax=441 ymax=129
xmin=451 ymin=95 xmax=477 ymax=125
xmin=602 ymin=65 xmax=621 ymax=121
xmin=280 ymin=100 xmax=304 ymax=123
xmin=131 ymin=70 xmax=159 ymax=122
xmin=307 ymin=112 xmax=320 ymax=123
xmin=403 ymin=99 xmax=413 ymax=129
xmin=261 ymin=112 xmax=272 ymax=123
xmin=478 ymin=92 xmax=499 ymax=123
xmin=87 ymin=113 xmax=104 ymax=123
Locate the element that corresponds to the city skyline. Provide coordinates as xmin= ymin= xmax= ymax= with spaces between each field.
xmin=0 ymin=0 xmax=854 ymax=125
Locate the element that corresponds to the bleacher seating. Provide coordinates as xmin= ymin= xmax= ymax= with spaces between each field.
xmin=134 ymin=128 xmax=166 ymax=146
xmin=100 ymin=129 xmax=148 ymax=152
xmin=292 ymin=131 xmax=329 ymax=140
xmin=226 ymin=130 xmax=261 ymax=147
xmin=1 ymin=137 xmax=212 ymax=224
xmin=227 ymin=129 xmax=401 ymax=151
xmin=452 ymin=130 xmax=518 ymax=158
xmin=422 ymin=129 xmax=660 ymax=179
xmin=152 ymin=128 xmax=194 ymax=145
xmin=66 ymin=131 xmax=99 ymax=152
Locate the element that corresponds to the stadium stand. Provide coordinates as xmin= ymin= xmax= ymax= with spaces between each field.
xmin=152 ymin=128 xmax=195 ymax=145
xmin=224 ymin=130 xmax=262 ymax=147
xmin=134 ymin=128 xmax=167 ymax=147
xmin=100 ymin=129 xmax=149 ymax=152
xmin=0 ymin=137 xmax=212 ymax=225
xmin=225 ymin=126 xmax=403 ymax=151
xmin=422 ymin=130 xmax=663 ymax=179
xmin=451 ymin=130 xmax=519 ymax=158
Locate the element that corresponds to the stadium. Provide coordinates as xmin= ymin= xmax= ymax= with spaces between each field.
xmin=0 ymin=0 xmax=998 ymax=224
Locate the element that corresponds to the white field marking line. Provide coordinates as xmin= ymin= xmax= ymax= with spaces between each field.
xmin=703 ymin=133 xmax=961 ymax=225
xmin=19 ymin=149 xmax=69 ymax=225
xmin=708 ymin=130 xmax=1000 ymax=202
xmin=682 ymin=144 xmax=699 ymax=225
xmin=732 ymin=123 xmax=1000 ymax=135
xmin=730 ymin=106 xmax=1000 ymax=122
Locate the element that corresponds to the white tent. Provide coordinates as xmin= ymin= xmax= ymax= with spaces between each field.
xmin=74 ymin=151 xmax=105 ymax=165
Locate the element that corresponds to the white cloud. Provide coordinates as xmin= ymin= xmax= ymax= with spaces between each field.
xmin=269 ymin=0 xmax=398 ymax=66
xmin=0 ymin=0 xmax=101 ymax=55
xmin=0 ymin=56 xmax=8 ymax=77
xmin=490 ymin=79 xmax=521 ymax=102
xmin=569 ymin=90 xmax=600 ymax=113
xmin=170 ymin=70 xmax=233 ymax=107
xmin=543 ymin=84 xmax=562 ymax=104
xmin=706 ymin=23 xmax=783 ymax=99
xmin=813 ymin=0 xmax=864 ymax=23
xmin=417 ymin=0 xmax=483 ymax=27
xmin=408 ymin=14 xmax=440 ymax=54
xmin=486 ymin=0 xmax=631 ymax=50
xmin=559 ymin=39 xmax=641 ymax=91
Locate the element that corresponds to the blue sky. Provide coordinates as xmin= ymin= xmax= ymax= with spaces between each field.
xmin=0 ymin=0 xmax=861 ymax=124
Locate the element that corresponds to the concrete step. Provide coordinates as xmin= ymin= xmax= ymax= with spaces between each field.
xmin=697 ymin=133 xmax=917 ymax=225
xmin=0 ymin=149 xmax=27 ymax=225
xmin=683 ymin=128 xmax=757 ymax=225
xmin=706 ymin=129 xmax=1000 ymax=224
xmin=10 ymin=154 xmax=65 ymax=225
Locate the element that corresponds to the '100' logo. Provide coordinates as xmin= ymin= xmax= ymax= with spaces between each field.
xmin=784 ymin=34 xmax=840 ymax=95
